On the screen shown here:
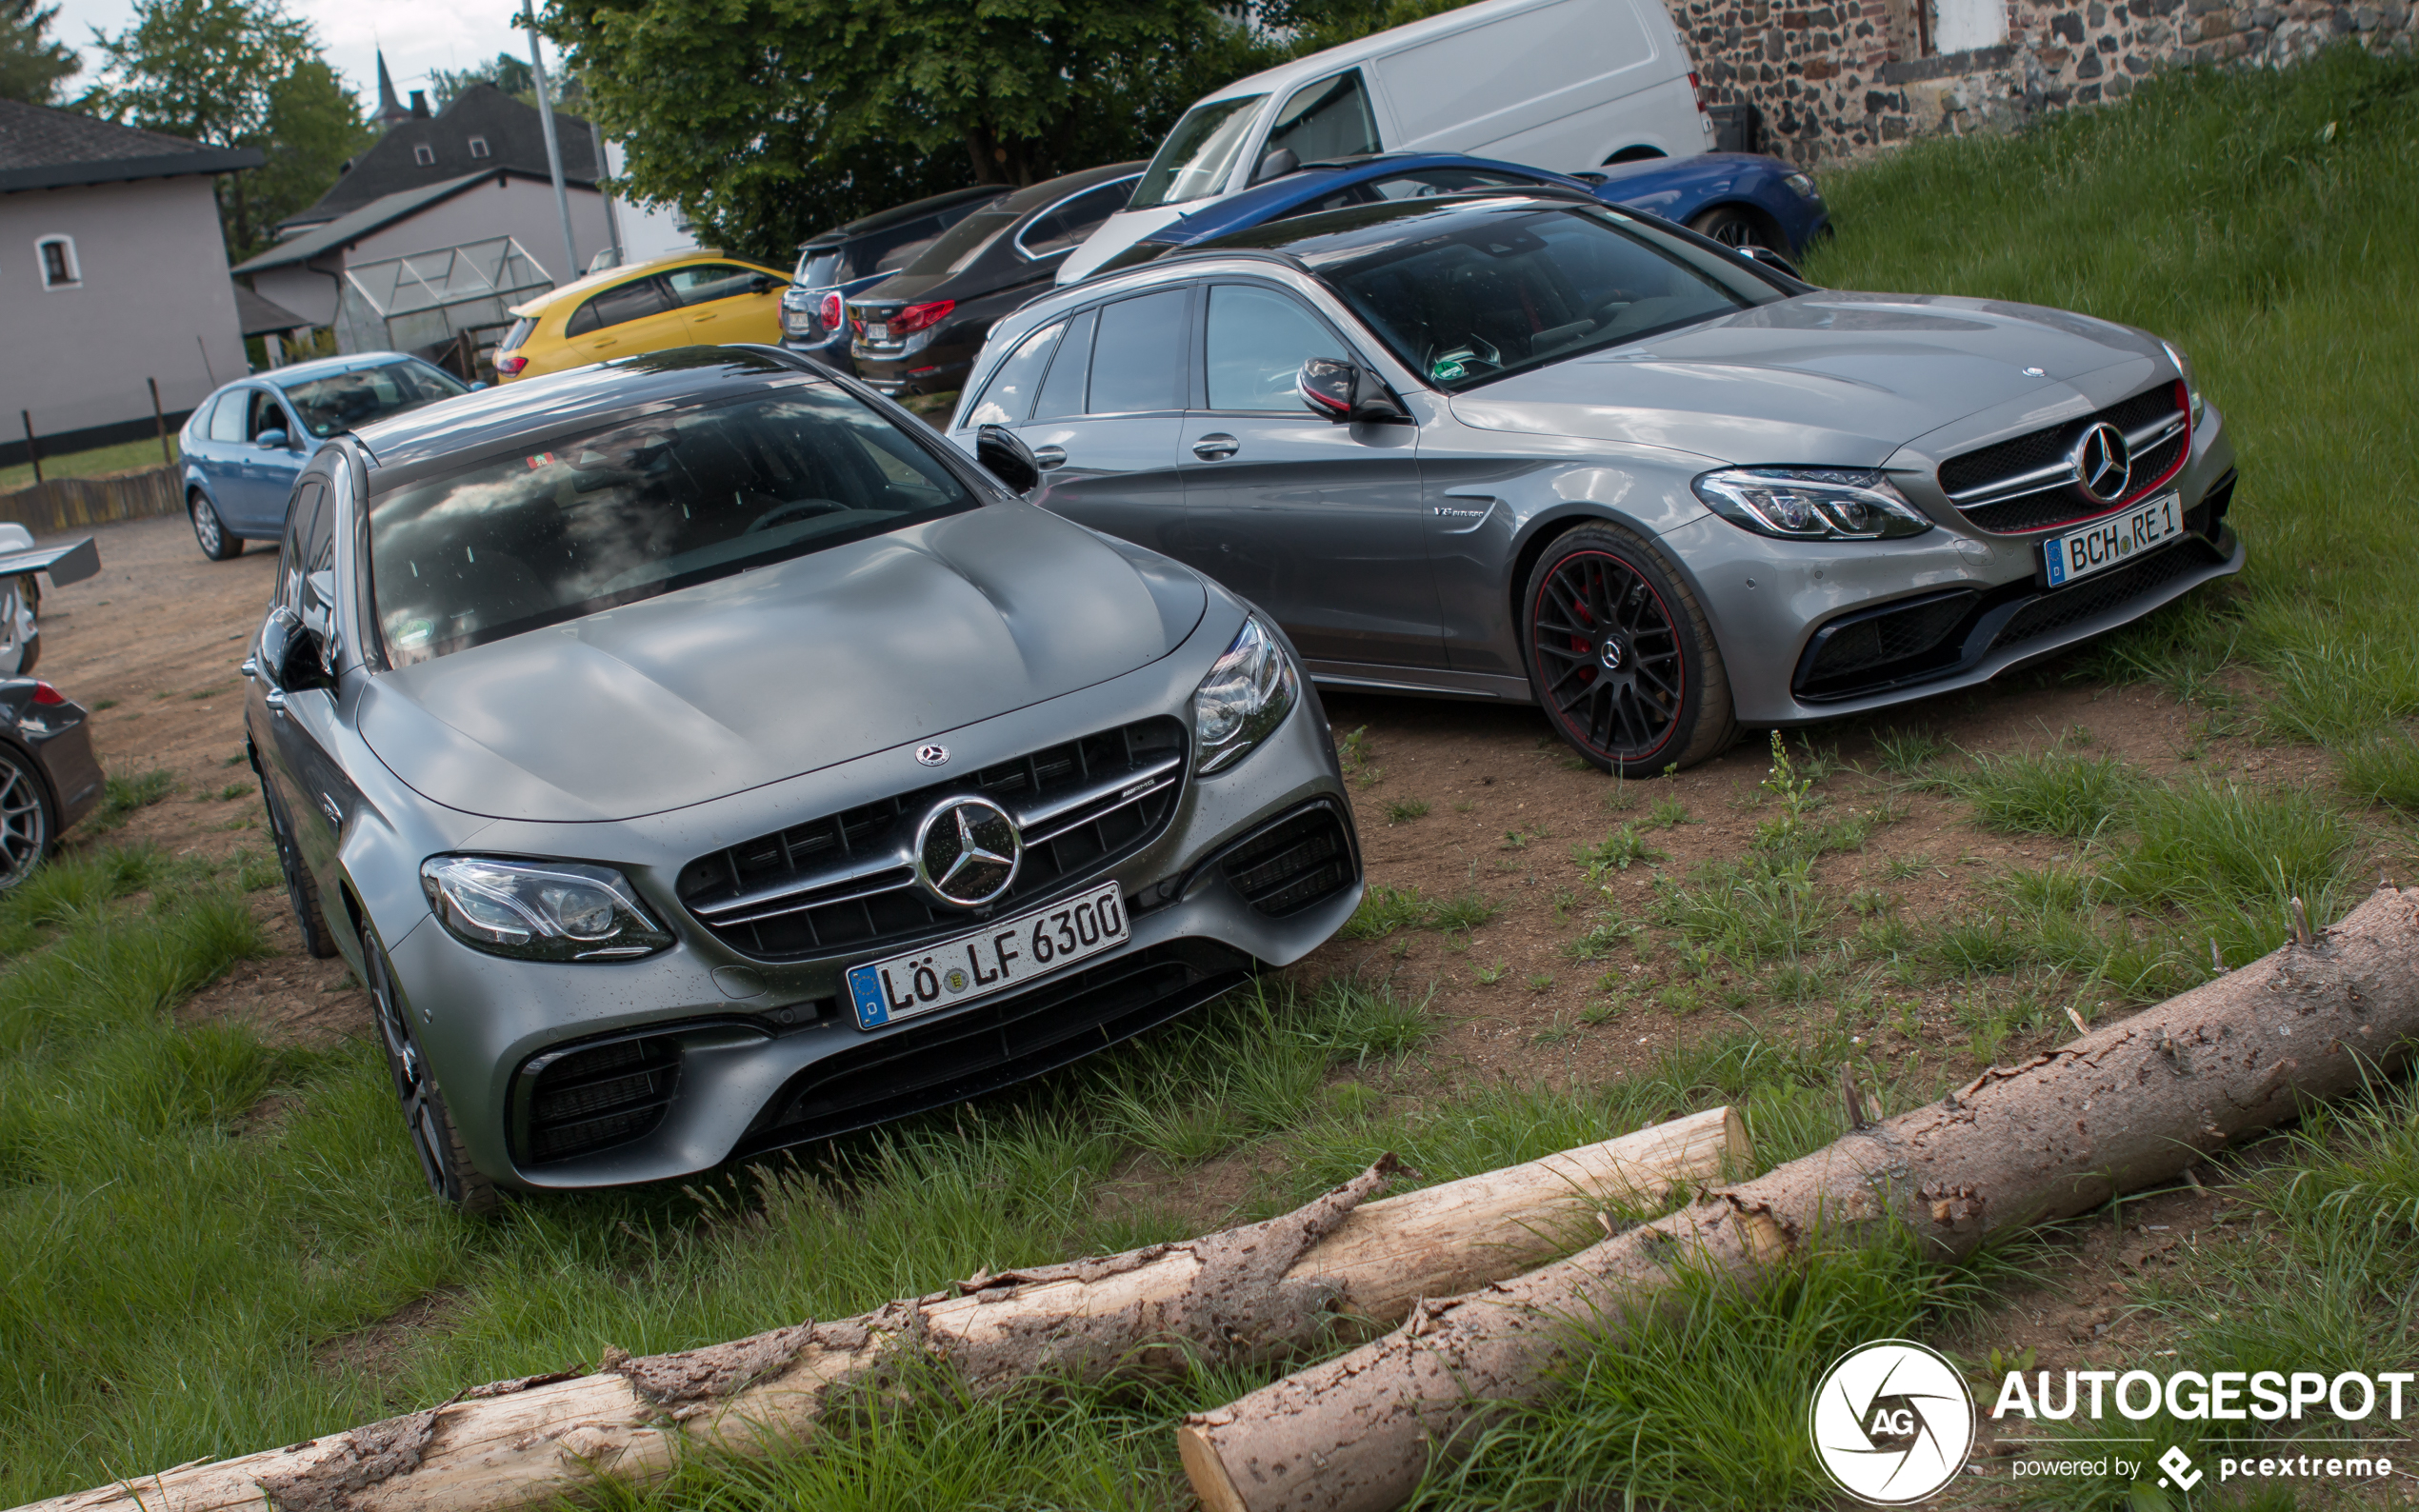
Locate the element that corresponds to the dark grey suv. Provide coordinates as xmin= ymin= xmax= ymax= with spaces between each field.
xmin=950 ymin=193 xmax=2241 ymax=773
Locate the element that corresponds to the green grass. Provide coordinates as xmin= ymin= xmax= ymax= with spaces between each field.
xmin=1932 ymin=747 xmax=2138 ymax=837
xmin=2340 ymin=728 xmax=2419 ymax=813
xmin=85 ymin=767 xmax=176 ymax=833
xmin=0 ymin=434 xmax=178 ymax=492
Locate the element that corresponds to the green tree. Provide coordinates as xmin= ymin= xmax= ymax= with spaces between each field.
xmin=543 ymin=0 xmax=1286 ymax=266
xmin=430 ymin=51 xmax=534 ymax=109
xmin=82 ymin=0 xmax=374 ymax=258
xmin=0 ymin=0 xmax=80 ymax=104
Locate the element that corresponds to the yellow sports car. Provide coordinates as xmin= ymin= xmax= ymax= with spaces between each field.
xmin=495 ymin=251 xmax=790 ymax=382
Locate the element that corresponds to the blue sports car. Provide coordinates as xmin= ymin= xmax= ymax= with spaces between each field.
xmin=1088 ymin=150 xmax=1829 ymax=280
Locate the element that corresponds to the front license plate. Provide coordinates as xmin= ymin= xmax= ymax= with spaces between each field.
xmin=2042 ymin=491 xmax=2183 ymax=587
xmin=846 ymin=883 xmax=1128 ymax=1030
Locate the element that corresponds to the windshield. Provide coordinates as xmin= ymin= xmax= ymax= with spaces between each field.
xmin=1130 ymin=95 xmax=1267 ymax=209
xmin=281 ymin=361 xmax=468 ymax=438
xmin=1321 ymin=207 xmax=1769 ymax=389
xmin=369 ymin=385 xmax=975 ymax=666
xmin=902 ymin=210 xmax=1019 ymax=278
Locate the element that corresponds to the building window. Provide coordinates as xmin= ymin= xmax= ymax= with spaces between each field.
xmin=468 ymin=135 xmax=490 ymax=159
xmin=36 ymin=236 xmax=77 ymax=288
xmin=413 ymin=144 xmax=435 ymax=167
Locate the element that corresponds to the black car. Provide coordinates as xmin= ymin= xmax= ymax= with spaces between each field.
xmin=0 ymin=676 xmax=102 ymax=886
xmin=849 ymin=163 xmax=1143 ymax=397
xmin=779 ymin=187 xmax=1013 ymax=370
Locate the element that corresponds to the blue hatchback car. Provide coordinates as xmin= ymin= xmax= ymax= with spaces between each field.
xmin=1090 ymin=150 xmax=1829 ymax=276
xmin=178 ymin=353 xmax=471 ymax=561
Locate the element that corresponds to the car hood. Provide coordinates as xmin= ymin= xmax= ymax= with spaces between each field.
xmin=358 ymin=506 xmax=1207 ymax=824
xmin=1447 ymin=293 xmax=2163 ymax=466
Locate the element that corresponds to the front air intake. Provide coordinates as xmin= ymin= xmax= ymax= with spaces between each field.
xmin=514 ymin=1034 xmax=680 ymax=1164
xmin=1216 ymin=802 xmax=1359 ymax=918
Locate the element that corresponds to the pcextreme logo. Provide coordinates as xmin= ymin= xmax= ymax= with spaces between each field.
xmin=1810 ymin=1340 xmax=1978 ymax=1504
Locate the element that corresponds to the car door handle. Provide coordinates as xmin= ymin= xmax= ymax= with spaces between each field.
xmin=1031 ymin=445 xmax=1068 ymax=469
xmin=263 ymin=687 xmax=286 ymax=713
xmin=1191 ymin=434 xmax=1240 ymax=461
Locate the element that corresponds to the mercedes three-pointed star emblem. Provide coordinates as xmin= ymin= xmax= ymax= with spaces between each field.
xmin=912 ymin=795 xmax=1023 ymax=907
xmin=2070 ymin=421 xmax=2133 ymax=506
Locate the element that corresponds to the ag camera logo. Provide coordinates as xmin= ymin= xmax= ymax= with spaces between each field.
xmin=1810 ymin=1339 xmax=1977 ymax=1504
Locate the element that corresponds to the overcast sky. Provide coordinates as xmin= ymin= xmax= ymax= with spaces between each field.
xmin=47 ymin=0 xmax=541 ymax=117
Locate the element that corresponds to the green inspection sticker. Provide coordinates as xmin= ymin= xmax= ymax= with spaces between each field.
xmin=1432 ymin=359 xmax=1466 ymax=381
xmin=393 ymin=619 xmax=434 ymax=647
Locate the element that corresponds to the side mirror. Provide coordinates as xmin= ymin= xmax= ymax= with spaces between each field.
xmin=256 ymin=428 xmax=290 ymax=450
xmin=1251 ymin=147 xmax=1301 ymax=186
xmin=1298 ymin=356 xmax=1408 ymax=425
xmin=1738 ymin=245 xmax=1805 ymax=282
xmin=258 ymin=606 xmax=332 ymax=694
xmin=974 ymin=424 xmax=1040 ymax=495
xmin=750 ymin=275 xmax=785 ymax=294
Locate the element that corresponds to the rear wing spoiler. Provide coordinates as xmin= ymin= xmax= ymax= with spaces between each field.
xmin=0 ymin=536 xmax=99 ymax=587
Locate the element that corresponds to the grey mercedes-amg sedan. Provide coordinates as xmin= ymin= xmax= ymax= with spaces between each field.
xmin=950 ymin=191 xmax=2243 ymax=772
xmin=242 ymin=348 xmax=1359 ymax=1209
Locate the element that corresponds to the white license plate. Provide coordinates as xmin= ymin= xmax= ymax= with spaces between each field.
xmin=845 ymin=882 xmax=1128 ymax=1029
xmin=2043 ymin=491 xmax=2183 ymax=587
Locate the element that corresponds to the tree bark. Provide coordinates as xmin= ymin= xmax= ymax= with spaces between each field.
xmin=16 ymin=1109 xmax=1745 ymax=1512
xmin=1177 ymin=885 xmax=2419 ymax=1512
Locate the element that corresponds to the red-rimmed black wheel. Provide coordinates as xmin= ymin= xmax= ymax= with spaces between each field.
xmin=1522 ymin=524 xmax=1736 ymax=775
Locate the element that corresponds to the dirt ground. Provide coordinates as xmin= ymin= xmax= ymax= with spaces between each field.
xmin=25 ymin=507 xmax=2377 ymax=1431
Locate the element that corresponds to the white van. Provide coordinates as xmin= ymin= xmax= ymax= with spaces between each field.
xmin=1055 ymin=0 xmax=1714 ymax=285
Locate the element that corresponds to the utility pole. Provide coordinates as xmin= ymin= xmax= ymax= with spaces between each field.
xmin=521 ymin=0 xmax=581 ymax=282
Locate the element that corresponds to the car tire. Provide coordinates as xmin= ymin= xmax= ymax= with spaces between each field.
xmin=0 ymin=576 xmax=39 ymax=676
xmin=0 ymin=740 xmax=55 ymax=888
xmin=190 ymin=491 xmax=242 ymax=562
xmin=1520 ymin=522 xmax=1737 ymax=776
xmin=1689 ymin=204 xmax=1773 ymax=250
xmin=260 ymin=778 xmax=339 ymax=959
xmin=363 ymin=920 xmax=499 ymax=1216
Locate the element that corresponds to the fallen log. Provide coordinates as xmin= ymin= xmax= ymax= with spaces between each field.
xmin=1178 ymin=885 xmax=2419 ymax=1512
xmin=20 ymin=1107 xmax=1746 ymax=1512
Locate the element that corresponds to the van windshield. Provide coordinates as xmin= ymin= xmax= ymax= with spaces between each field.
xmin=1130 ymin=95 xmax=1268 ymax=209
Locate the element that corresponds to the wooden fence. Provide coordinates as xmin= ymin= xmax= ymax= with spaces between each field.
xmin=0 ymin=467 xmax=183 ymax=537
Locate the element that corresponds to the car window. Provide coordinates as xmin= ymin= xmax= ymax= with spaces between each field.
xmin=206 ymin=391 xmax=250 ymax=443
xmin=278 ymin=479 xmax=325 ymax=611
xmin=795 ymin=248 xmax=841 ymax=287
xmin=1206 ymin=286 xmax=1343 ymax=411
xmin=666 ymin=263 xmax=767 ymax=306
xmin=1323 ymin=208 xmax=1758 ymax=389
xmin=1030 ymin=308 xmax=1097 ymax=421
xmin=368 ymin=385 xmax=977 ymax=666
xmin=567 ymin=276 xmax=671 ymax=337
xmin=1131 ymin=94 xmax=1268 ymax=210
xmin=282 ymin=362 xmax=469 ymax=438
xmin=1376 ymin=169 xmax=1538 ymax=199
xmin=1088 ymin=290 xmax=1188 ymax=414
xmin=498 ymin=317 xmax=535 ymax=353
xmin=965 ymin=321 xmax=1064 ymax=427
xmin=249 ymin=390 xmax=290 ymax=440
xmin=1267 ymin=70 xmax=1380 ymax=166
xmin=1019 ymin=180 xmax=1136 ymax=257
xmin=902 ymin=211 xmax=1019 ymax=278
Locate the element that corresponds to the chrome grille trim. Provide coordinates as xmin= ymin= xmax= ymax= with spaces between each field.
xmin=1946 ymin=410 xmax=2189 ymax=508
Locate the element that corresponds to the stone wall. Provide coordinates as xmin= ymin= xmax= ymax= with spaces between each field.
xmin=1667 ymin=0 xmax=2416 ymax=165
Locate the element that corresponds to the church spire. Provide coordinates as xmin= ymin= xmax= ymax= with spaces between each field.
xmin=372 ymin=50 xmax=411 ymax=131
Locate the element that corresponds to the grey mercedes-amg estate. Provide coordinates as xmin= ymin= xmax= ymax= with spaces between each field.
xmin=242 ymin=348 xmax=1359 ymax=1208
xmin=950 ymin=191 xmax=2242 ymax=773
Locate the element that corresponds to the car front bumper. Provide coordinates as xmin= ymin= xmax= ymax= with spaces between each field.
xmin=382 ymin=660 xmax=1360 ymax=1192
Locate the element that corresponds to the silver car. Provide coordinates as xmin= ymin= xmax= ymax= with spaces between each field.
xmin=950 ymin=192 xmax=2242 ymax=772
xmin=242 ymin=348 xmax=1360 ymax=1209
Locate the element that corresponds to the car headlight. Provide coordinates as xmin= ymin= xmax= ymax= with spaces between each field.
xmin=1193 ymin=616 xmax=1298 ymax=774
xmin=1783 ymin=170 xmax=1821 ymax=201
xmin=1693 ymin=468 xmax=1933 ymax=541
xmin=2161 ymin=340 xmax=2205 ymax=428
xmin=420 ymin=856 xmax=673 ymax=962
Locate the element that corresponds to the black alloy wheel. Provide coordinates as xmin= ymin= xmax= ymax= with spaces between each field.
xmin=1689 ymin=205 xmax=1770 ymax=250
xmin=0 ymin=743 xmax=53 ymax=889
xmin=190 ymin=492 xmax=242 ymax=562
xmin=1522 ymin=524 xmax=1736 ymax=775
xmin=363 ymin=920 xmax=498 ymax=1215
xmin=259 ymin=778 xmax=338 ymax=958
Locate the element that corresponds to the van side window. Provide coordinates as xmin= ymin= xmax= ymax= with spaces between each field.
xmin=1205 ymin=287 xmax=1342 ymax=411
xmin=1267 ymin=70 xmax=1381 ymax=165
xmin=1087 ymin=291 xmax=1188 ymax=415
xmin=966 ymin=321 xmax=1064 ymax=427
xmin=1030 ymin=308 xmax=1098 ymax=421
